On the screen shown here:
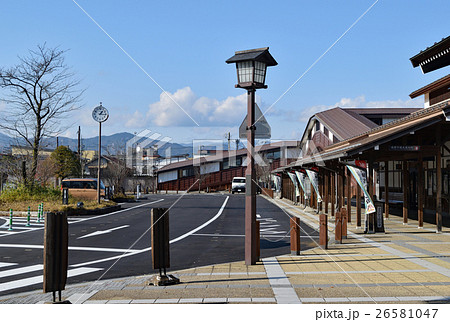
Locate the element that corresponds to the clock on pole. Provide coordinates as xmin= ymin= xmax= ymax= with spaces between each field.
xmin=92 ymin=102 xmax=109 ymax=203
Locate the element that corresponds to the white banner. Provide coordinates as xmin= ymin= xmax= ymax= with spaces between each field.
xmin=287 ymin=172 xmax=300 ymax=198
xmin=306 ymin=169 xmax=322 ymax=202
xmin=295 ymin=171 xmax=308 ymax=200
xmin=346 ymin=164 xmax=376 ymax=215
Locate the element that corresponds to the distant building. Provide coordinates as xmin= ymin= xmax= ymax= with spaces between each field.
xmin=157 ymin=141 xmax=300 ymax=192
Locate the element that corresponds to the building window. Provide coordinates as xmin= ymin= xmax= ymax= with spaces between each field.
xmin=181 ymin=167 xmax=194 ymax=177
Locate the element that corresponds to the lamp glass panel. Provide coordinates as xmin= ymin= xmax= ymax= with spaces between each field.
xmin=237 ymin=61 xmax=253 ymax=83
xmin=254 ymin=61 xmax=266 ymax=84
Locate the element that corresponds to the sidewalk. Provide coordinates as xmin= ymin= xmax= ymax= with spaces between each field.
xmin=1 ymin=196 xmax=449 ymax=304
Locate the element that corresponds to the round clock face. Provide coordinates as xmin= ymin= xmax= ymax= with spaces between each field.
xmin=92 ymin=105 xmax=109 ymax=123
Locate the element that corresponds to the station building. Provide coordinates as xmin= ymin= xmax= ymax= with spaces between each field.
xmin=275 ymin=35 xmax=450 ymax=232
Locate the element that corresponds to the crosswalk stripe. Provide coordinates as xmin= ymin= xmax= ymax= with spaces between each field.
xmin=0 ymin=262 xmax=17 ymax=268
xmin=0 ymin=267 xmax=102 ymax=293
xmin=0 ymin=264 xmax=43 ymax=278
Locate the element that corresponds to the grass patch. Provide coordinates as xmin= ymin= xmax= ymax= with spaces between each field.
xmin=0 ymin=184 xmax=117 ymax=214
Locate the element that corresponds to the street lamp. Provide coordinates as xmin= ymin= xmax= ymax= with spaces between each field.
xmin=226 ymin=47 xmax=277 ymax=265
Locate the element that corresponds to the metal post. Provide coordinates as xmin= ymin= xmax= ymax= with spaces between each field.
xmin=97 ymin=121 xmax=102 ymax=204
xmin=26 ymin=206 xmax=31 ymax=227
xmin=8 ymin=209 xmax=13 ymax=231
xmin=245 ymin=88 xmax=257 ymax=265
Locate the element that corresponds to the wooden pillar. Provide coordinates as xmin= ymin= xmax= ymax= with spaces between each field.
xmin=356 ymin=183 xmax=361 ymax=228
xmin=290 ymin=217 xmax=300 ymax=255
xmin=338 ymin=167 xmax=344 ymax=210
xmin=346 ymin=167 xmax=352 ymax=223
xmin=418 ymin=155 xmax=424 ymax=228
xmin=331 ymin=172 xmax=335 ymax=216
xmin=436 ymin=146 xmax=442 ymax=233
xmin=324 ymin=171 xmax=329 ymax=214
xmin=402 ymin=161 xmax=409 ymax=224
xmin=384 ymin=161 xmax=389 ymax=219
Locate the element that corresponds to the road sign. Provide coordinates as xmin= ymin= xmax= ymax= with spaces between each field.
xmin=239 ymin=103 xmax=271 ymax=139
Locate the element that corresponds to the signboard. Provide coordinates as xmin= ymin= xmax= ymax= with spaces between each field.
xmin=389 ymin=145 xmax=420 ymax=152
xmin=239 ymin=103 xmax=271 ymax=139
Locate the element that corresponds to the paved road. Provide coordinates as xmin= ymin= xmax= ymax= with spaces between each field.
xmin=0 ymin=193 xmax=318 ymax=296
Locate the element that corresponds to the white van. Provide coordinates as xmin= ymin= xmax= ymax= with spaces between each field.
xmin=231 ymin=177 xmax=246 ymax=194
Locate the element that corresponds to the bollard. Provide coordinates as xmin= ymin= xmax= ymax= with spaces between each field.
xmin=335 ymin=211 xmax=342 ymax=244
xmin=341 ymin=207 xmax=347 ymax=239
xmin=8 ymin=209 xmax=13 ymax=231
xmin=290 ymin=217 xmax=301 ymax=255
xmin=319 ymin=214 xmax=328 ymax=249
xmin=62 ymin=188 xmax=69 ymax=205
xmin=150 ymin=208 xmax=179 ymax=286
xmin=37 ymin=204 xmax=41 ymax=223
xmin=26 ymin=206 xmax=31 ymax=227
xmin=43 ymin=212 xmax=70 ymax=303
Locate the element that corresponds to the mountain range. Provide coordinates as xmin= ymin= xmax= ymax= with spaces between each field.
xmin=0 ymin=132 xmax=194 ymax=157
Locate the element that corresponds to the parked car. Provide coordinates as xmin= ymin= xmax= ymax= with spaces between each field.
xmin=231 ymin=177 xmax=246 ymax=194
xmin=61 ymin=178 xmax=105 ymax=200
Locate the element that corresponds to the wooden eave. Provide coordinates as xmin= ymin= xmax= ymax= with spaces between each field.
xmin=409 ymin=74 xmax=450 ymax=98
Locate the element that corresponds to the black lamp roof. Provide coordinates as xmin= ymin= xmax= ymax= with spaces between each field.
xmin=226 ymin=47 xmax=278 ymax=66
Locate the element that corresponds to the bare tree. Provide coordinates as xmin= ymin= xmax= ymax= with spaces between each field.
xmin=0 ymin=44 xmax=83 ymax=186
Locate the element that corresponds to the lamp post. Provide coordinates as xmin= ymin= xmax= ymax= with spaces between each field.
xmin=226 ymin=47 xmax=277 ymax=265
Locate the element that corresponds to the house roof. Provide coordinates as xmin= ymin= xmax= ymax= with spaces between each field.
xmin=410 ymin=36 xmax=450 ymax=73
xmin=409 ymin=74 xmax=450 ymax=98
xmin=293 ymin=100 xmax=450 ymax=167
xmin=315 ymin=107 xmax=378 ymax=141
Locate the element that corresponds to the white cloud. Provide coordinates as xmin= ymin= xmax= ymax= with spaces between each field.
xmin=146 ymin=87 xmax=249 ymax=127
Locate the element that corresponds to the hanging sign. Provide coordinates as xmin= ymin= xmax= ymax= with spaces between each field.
xmin=295 ymin=170 xmax=308 ymax=200
xmin=306 ymin=169 xmax=322 ymax=203
xmin=287 ymin=172 xmax=300 ymax=198
xmin=346 ymin=162 xmax=376 ymax=215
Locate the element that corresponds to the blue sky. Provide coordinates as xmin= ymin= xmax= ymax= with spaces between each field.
xmin=1 ymin=0 xmax=449 ymax=144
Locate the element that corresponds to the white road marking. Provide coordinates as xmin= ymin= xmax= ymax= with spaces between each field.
xmin=0 ymin=264 xmax=43 ymax=278
xmin=0 ymin=244 xmax=139 ymax=254
xmin=0 ymin=267 xmax=102 ymax=293
xmin=70 ymin=196 xmax=230 ymax=267
xmin=0 ymin=262 xmax=17 ymax=268
xmin=77 ymin=225 xmax=130 ymax=239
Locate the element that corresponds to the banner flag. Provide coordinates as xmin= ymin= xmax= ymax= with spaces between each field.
xmin=306 ymin=169 xmax=322 ymax=203
xmin=287 ymin=172 xmax=300 ymax=198
xmin=346 ymin=164 xmax=376 ymax=215
xmin=295 ymin=170 xmax=308 ymax=200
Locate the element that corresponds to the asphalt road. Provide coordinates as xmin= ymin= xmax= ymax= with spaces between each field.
xmin=0 ymin=193 xmax=318 ymax=296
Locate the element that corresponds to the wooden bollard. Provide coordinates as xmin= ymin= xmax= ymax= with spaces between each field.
xmin=319 ymin=214 xmax=328 ymax=249
xmin=290 ymin=217 xmax=300 ymax=255
xmin=335 ymin=211 xmax=342 ymax=244
xmin=341 ymin=207 xmax=347 ymax=239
